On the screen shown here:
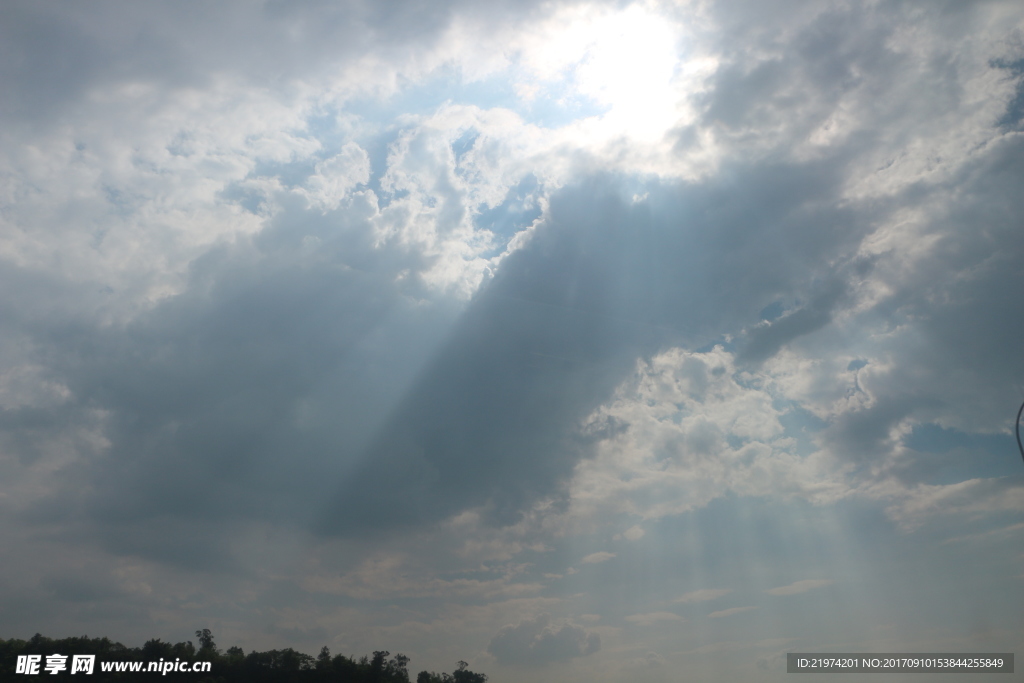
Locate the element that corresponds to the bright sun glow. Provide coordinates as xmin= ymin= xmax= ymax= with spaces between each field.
xmin=574 ymin=7 xmax=679 ymax=138
xmin=519 ymin=4 xmax=681 ymax=141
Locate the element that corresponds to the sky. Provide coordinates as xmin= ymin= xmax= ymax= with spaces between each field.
xmin=1 ymin=0 xmax=1023 ymax=681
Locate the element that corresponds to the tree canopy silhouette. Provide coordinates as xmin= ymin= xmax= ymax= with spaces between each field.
xmin=1 ymin=631 xmax=487 ymax=683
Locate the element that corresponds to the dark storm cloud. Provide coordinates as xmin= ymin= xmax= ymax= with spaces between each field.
xmin=736 ymin=270 xmax=856 ymax=366
xmin=819 ymin=132 xmax=1024 ymax=463
xmin=8 ymin=153 xmax=874 ymax=555
xmin=0 ymin=107 xmax=903 ymax=560
xmin=671 ymin=0 xmax=1024 ymax=456
xmin=12 ymin=194 xmax=462 ymax=564
xmin=322 ymin=161 xmax=876 ymax=533
xmin=911 ymin=136 xmax=1024 ymax=381
xmin=487 ymin=614 xmax=599 ymax=665
xmin=40 ymin=575 xmax=124 ymax=604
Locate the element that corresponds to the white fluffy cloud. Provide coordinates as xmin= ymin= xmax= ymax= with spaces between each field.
xmin=487 ymin=614 xmax=600 ymax=664
xmin=566 ymin=346 xmax=851 ymax=525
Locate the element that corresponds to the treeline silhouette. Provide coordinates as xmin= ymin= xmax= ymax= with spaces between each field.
xmin=0 ymin=630 xmax=487 ymax=682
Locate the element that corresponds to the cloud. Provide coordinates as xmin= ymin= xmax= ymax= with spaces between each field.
xmin=580 ymin=551 xmax=616 ymax=564
xmin=624 ymin=612 xmax=683 ymax=627
xmin=877 ymin=479 xmax=1024 ymax=532
xmin=301 ymin=143 xmax=372 ymax=212
xmin=1 ymin=0 xmax=1023 ymax=673
xmin=12 ymin=0 xmax=1023 ymax=555
xmin=487 ymin=614 xmax=600 ymax=665
xmin=765 ymin=580 xmax=834 ymax=596
xmin=563 ymin=345 xmax=851 ymax=529
xmin=708 ymin=606 xmax=758 ymax=618
xmin=675 ymin=588 xmax=733 ymax=604
xmin=736 ymin=276 xmax=850 ymax=365
xmin=0 ymin=0 xmax=554 ymax=131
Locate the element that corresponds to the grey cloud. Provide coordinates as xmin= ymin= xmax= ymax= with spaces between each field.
xmin=265 ymin=622 xmax=329 ymax=644
xmin=487 ymin=614 xmax=599 ymax=665
xmin=11 ymin=153 xmax=885 ymax=554
xmin=10 ymin=192 xmax=461 ymax=565
xmin=0 ymin=0 xmax=554 ymax=131
xmin=1 ymin=154 xmax=872 ymax=581
xmin=737 ymin=274 xmax=851 ymax=365
xmin=40 ymin=575 xmax=124 ymax=604
xmin=689 ymin=0 xmax=1016 ymax=176
xmin=676 ymin=588 xmax=732 ymax=603
xmin=698 ymin=2 xmax=899 ymax=139
xmin=2 ymin=0 xmax=1023 ymax=660
xmin=913 ymin=138 xmax=1024 ymax=399
xmin=707 ymin=606 xmax=757 ymax=618
xmin=813 ymin=132 xmax=1024 ymax=468
xmin=823 ymin=394 xmax=916 ymax=468
xmin=765 ymin=579 xmax=833 ymax=596
xmin=322 ymin=161 xmax=871 ymax=533
xmin=991 ymin=58 xmax=1024 ymax=129
xmin=6 ymin=0 xmax=1017 ymax=568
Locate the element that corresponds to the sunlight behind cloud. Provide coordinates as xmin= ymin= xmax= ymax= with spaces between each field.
xmin=515 ymin=3 xmax=682 ymax=141
xmin=573 ymin=5 xmax=679 ymax=139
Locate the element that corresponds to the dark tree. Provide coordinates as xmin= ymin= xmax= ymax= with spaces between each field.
xmin=195 ymin=629 xmax=216 ymax=652
xmin=417 ymin=661 xmax=486 ymax=683
xmin=0 ymin=631 xmax=481 ymax=683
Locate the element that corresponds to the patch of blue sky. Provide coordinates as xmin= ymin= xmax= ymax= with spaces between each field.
xmin=102 ymin=184 xmax=134 ymax=216
xmin=300 ymin=108 xmax=360 ymax=151
xmin=482 ymin=493 xmax=1019 ymax=643
xmin=360 ymin=128 xmax=407 ymax=208
xmin=247 ymin=157 xmax=320 ymax=190
xmin=901 ymin=423 xmax=1020 ymax=484
xmin=450 ymin=127 xmax=478 ymax=164
xmin=516 ymin=80 xmax=609 ymax=129
xmin=695 ymin=336 xmax=736 ymax=354
xmin=341 ymin=64 xmax=607 ymax=130
xmin=604 ymin=494 xmax=1019 ymax=637
xmin=341 ymin=65 xmax=519 ymax=122
xmin=218 ymin=155 xmax=322 ymax=216
xmin=472 ymin=175 xmax=542 ymax=257
xmin=758 ymin=300 xmax=786 ymax=322
xmin=560 ymin=496 xmax=843 ymax=608
xmin=725 ymin=433 xmax=745 ymax=450
xmin=221 ymin=112 xmax=386 ymax=210
xmin=776 ymin=403 xmax=829 ymax=457
xmin=218 ymin=182 xmax=267 ymax=215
